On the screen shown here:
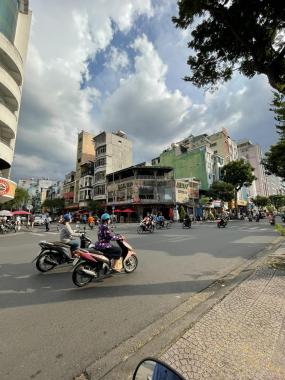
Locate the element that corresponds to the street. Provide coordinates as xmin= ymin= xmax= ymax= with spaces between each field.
xmin=0 ymin=220 xmax=280 ymax=380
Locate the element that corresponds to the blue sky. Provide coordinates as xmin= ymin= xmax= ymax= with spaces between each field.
xmin=12 ymin=0 xmax=278 ymax=180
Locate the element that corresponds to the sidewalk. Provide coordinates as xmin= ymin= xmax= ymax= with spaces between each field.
xmin=162 ymin=240 xmax=285 ymax=380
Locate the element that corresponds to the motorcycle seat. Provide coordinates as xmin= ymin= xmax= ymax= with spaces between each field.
xmin=50 ymin=241 xmax=71 ymax=248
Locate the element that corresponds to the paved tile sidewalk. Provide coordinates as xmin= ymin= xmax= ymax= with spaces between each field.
xmin=162 ymin=243 xmax=285 ymax=380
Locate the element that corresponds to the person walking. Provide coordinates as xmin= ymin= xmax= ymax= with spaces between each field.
xmin=44 ymin=215 xmax=50 ymax=232
xmin=29 ymin=214 xmax=35 ymax=230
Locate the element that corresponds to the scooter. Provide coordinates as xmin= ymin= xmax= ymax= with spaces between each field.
xmin=182 ymin=218 xmax=191 ymax=228
xmin=137 ymin=220 xmax=154 ymax=234
xmin=72 ymin=239 xmax=138 ymax=287
xmin=33 ymin=232 xmax=90 ymax=272
xmin=217 ymin=218 xmax=227 ymax=228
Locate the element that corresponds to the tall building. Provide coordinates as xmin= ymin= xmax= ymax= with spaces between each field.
xmin=93 ymin=130 xmax=133 ymax=202
xmin=74 ymin=131 xmax=95 ymax=204
xmin=237 ymin=139 xmax=269 ymax=197
xmin=0 ymin=0 xmax=32 ymax=203
xmin=153 ymin=141 xmax=224 ymax=191
xmin=208 ymin=128 xmax=238 ymax=163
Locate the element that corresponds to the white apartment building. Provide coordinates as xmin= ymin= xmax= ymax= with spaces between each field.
xmin=0 ymin=0 xmax=32 ymax=203
xmin=93 ymin=131 xmax=133 ymax=202
xmin=237 ymin=139 xmax=269 ymax=197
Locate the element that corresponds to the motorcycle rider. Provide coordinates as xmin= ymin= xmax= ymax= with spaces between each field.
xmin=219 ymin=209 xmax=229 ymax=227
xmin=183 ymin=213 xmax=191 ymax=227
xmin=95 ymin=213 xmax=124 ymax=272
xmin=59 ymin=214 xmax=81 ymax=255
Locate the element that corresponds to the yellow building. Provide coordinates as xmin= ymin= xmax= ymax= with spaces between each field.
xmin=208 ymin=128 xmax=238 ymax=164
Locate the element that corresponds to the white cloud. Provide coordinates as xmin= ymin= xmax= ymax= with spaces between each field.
xmin=104 ymin=47 xmax=129 ymax=71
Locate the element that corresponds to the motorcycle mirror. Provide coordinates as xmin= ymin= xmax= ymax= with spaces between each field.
xmin=132 ymin=358 xmax=185 ymax=380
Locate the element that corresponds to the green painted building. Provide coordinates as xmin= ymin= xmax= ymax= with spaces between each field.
xmin=154 ymin=146 xmax=213 ymax=190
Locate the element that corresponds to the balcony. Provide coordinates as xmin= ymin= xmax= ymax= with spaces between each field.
xmin=0 ymin=103 xmax=17 ymax=139
xmin=0 ymin=33 xmax=23 ymax=86
xmin=0 ymin=66 xmax=20 ymax=112
xmin=0 ymin=139 xmax=13 ymax=169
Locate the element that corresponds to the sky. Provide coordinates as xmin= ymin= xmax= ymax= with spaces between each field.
xmin=12 ymin=0 xmax=279 ymax=181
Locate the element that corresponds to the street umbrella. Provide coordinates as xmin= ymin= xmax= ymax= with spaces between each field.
xmin=12 ymin=210 xmax=31 ymax=215
xmin=121 ymin=208 xmax=135 ymax=213
xmin=0 ymin=210 xmax=13 ymax=216
xmin=114 ymin=209 xmax=122 ymax=213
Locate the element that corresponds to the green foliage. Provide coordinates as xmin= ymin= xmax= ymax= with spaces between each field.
xmin=275 ymin=224 xmax=285 ymax=236
xmin=252 ymin=195 xmax=269 ymax=208
xmin=3 ymin=187 xmax=30 ymax=210
xmin=222 ymin=160 xmax=256 ymax=191
xmin=222 ymin=160 xmax=255 ymax=215
xmin=173 ymin=1 xmax=285 ymax=94
xmin=262 ymin=140 xmax=285 ymax=180
xmin=269 ymin=195 xmax=285 ymax=211
xmin=209 ymin=181 xmax=234 ymax=202
xmin=199 ymin=196 xmax=211 ymax=206
xmin=263 ymin=92 xmax=285 ymax=179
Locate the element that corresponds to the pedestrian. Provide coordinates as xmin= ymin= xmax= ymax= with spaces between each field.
xmin=29 ymin=214 xmax=35 ymax=230
xmin=15 ymin=215 xmax=21 ymax=231
xmin=44 ymin=215 xmax=50 ymax=232
xmin=82 ymin=214 xmax=87 ymax=225
xmin=87 ymin=215 xmax=95 ymax=230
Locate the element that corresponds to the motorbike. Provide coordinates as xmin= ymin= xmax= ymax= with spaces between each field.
xmin=269 ymin=216 xmax=276 ymax=226
xmin=133 ymin=358 xmax=185 ymax=380
xmin=182 ymin=218 xmax=191 ymax=229
xmin=0 ymin=223 xmax=8 ymax=234
xmin=72 ymin=239 xmax=138 ymax=287
xmin=33 ymin=232 xmax=89 ymax=272
xmin=137 ymin=220 xmax=154 ymax=234
xmin=217 ymin=218 xmax=227 ymax=228
xmin=155 ymin=219 xmax=171 ymax=229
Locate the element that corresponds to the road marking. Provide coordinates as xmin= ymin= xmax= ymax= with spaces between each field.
xmin=232 ymin=236 xmax=276 ymax=244
xmin=30 ymin=233 xmax=45 ymax=236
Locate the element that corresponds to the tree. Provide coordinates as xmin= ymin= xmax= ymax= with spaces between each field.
xmin=222 ymin=160 xmax=256 ymax=215
xmin=262 ymin=92 xmax=285 ymax=179
xmin=4 ymin=187 xmax=30 ymax=210
xmin=42 ymin=198 xmax=65 ymax=213
xmin=252 ymin=195 xmax=269 ymax=209
xmin=269 ymin=195 xmax=285 ymax=211
xmin=173 ymin=1 xmax=285 ymax=94
xmin=87 ymin=200 xmax=105 ymax=214
xmin=209 ymin=181 xmax=235 ymax=203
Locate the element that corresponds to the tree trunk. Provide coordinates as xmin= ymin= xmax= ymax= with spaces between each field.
xmin=235 ymin=190 xmax=238 ymax=217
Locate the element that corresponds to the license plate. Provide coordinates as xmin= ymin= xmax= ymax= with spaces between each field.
xmin=73 ymin=258 xmax=80 ymax=266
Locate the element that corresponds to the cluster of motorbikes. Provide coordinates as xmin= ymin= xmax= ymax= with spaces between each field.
xmin=33 ymin=231 xmax=138 ymax=287
xmin=0 ymin=220 xmax=17 ymax=234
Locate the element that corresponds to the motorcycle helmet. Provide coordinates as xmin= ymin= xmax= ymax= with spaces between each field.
xmin=63 ymin=214 xmax=71 ymax=222
xmin=101 ymin=213 xmax=110 ymax=221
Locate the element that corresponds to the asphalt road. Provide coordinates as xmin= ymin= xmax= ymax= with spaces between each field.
xmin=0 ymin=219 xmax=280 ymax=379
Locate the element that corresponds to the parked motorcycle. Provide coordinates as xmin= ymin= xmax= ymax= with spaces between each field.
xmin=137 ymin=220 xmax=154 ymax=234
xmin=0 ymin=224 xmax=8 ymax=234
xmin=33 ymin=233 xmax=89 ymax=272
xmin=217 ymin=218 xmax=227 ymax=228
xmin=72 ymin=239 xmax=138 ymax=287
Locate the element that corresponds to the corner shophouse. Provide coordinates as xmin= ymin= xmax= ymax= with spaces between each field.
xmin=105 ymin=165 xmax=200 ymax=220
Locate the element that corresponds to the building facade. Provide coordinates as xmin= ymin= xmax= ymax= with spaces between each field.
xmin=237 ymin=139 xmax=269 ymax=197
xmin=208 ymin=128 xmax=238 ymax=163
xmin=79 ymin=162 xmax=94 ymax=208
xmin=62 ymin=171 xmax=76 ymax=210
xmin=0 ymin=0 xmax=32 ymax=203
xmin=93 ymin=130 xmax=133 ymax=202
xmin=74 ymin=131 xmax=95 ymax=204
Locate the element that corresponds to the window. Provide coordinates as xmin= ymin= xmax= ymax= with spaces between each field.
xmin=210 ymin=142 xmax=217 ymax=147
xmin=95 ymin=158 xmax=106 ymax=167
xmin=94 ymin=185 xmax=105 ymax=195
xmin=96 ymin=145 xmax=106 ymax=155
xmin=95 ymin=171 xmax=106 ymax=182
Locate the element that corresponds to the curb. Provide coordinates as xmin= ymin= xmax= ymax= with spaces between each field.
xmin=76 ymin=236 xmax=285 ymax=380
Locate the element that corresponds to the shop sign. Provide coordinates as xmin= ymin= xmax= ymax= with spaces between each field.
xmin=0 ymin=178 xmax=16 ymax=199
xmin=0 ymin=178 xmax=9 ymax=196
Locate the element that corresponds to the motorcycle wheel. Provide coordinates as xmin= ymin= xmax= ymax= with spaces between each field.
xmin=149 ymin=225 xmax=154 ymax=233
xmin=137 ymin=226 xmax=144 ymax=234
xmin=124 ymin=255 xmax=138 ymax=273
xmin=217 ymin=223 xmax=221 ymax=228
xmin=36 ymin=252 xmax=58 ymax=272
xmin=72 ymin=263 xmax=93 ymax=287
